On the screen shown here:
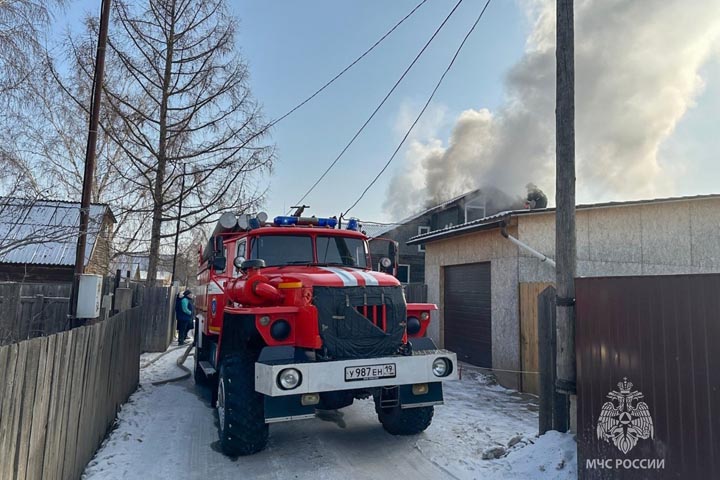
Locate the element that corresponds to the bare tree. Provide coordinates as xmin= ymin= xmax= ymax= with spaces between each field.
xmin=0 ymin=0 xmax=64 ymax=200
xmin=1 ymin=24 xmax=152 ymax=265
xmin=0 ymin=0 xmax=64 ymax=103
xmin=65 ymin=0 xmax=274 ymax=284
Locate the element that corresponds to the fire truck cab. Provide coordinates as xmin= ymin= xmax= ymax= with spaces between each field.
xmin=193 ymin=212 xmax=458 ymax=456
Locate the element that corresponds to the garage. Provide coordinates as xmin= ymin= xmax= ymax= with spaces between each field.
xmin=443 ymin=262 xmax=492 ymax=367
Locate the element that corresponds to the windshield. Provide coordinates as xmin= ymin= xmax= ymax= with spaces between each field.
xmin=317 ymin=236 xmax=368 ymax=268
xmin=249 ymin=235 xmax=313 ymax=266
xmin=248 ymin=234 xmax=368 ymax=268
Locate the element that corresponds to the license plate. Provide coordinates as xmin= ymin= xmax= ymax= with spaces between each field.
xmin=345 ymin=363 xmax=396 ymax=382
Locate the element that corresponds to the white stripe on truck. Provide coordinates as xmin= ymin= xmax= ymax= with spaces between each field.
xmin=319 ymin=266 xmax=358 ymax=286
xmin=356 ymin=271 xmax=379 ymax=286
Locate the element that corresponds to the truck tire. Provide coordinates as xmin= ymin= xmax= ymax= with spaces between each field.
xmin=375 ymin=400 xmax=434 ymax=435
xmin=217 ymin=354 xmax=268 ymax=456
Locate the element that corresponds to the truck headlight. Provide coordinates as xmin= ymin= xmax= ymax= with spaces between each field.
xmin=278 ymin=368 xmax=302 ymax=390
xmin=432 ymin=357 xmax=452 ymax=377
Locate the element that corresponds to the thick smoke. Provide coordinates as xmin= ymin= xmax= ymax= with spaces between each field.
xmin=384 ymin=0 xmax=720 ymax=218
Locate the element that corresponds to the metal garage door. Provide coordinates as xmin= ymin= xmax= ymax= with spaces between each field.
xmin=444 ymin=262 xmax=492 ymax=367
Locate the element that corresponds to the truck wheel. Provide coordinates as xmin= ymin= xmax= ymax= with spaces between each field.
xmin=376 ymin=401 xmax=434 ymax=435
xmin=217 ymin=354 xmax=268 ymax=456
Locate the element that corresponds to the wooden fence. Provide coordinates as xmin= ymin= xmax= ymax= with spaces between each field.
xmin=139 ymin=285 xmax=178 ymax=352
xmin=0 ymin=281 xmax=176 ymax=352
xmin=518 ymin=281 xmax=554 ymax=395
xmin=0 ymin=307 xmax=141 ymax=480
xmin=0 ymin=283 xmax=72 ymax=346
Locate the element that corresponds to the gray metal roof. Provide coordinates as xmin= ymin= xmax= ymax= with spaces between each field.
xmin=407 ymin=193 xmax=720 ymax=245
xmin=362 ymin=222 xmax=402 ymax=239
xmin=0 ymin=198 xmax=113 ymax=266
xmin=363 ymin=188 xmax=484 ymax=238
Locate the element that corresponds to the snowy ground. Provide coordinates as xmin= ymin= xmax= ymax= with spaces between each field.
xmin=83 ymin=345 xmax=576 ymax=480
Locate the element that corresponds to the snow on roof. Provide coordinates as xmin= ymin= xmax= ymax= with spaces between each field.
xmin=110 ymin=253 xmax=177 ymax=275
xmin=0 ymin=197 xmax=113 ymax=266
xmin=136 ymin=270 xmax=172 ymax=279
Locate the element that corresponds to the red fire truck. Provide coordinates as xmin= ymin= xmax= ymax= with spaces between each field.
xmin=193 ymin=211 xmax=458 ymax=456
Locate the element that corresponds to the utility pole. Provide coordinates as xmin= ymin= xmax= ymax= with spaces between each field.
xmin=69 ymin=0 xmax=112 ymax=323
xmin=171 ymin=163 xmax=186 ymax=285
xmin=554 ymin=0 xmax=576 ymax=431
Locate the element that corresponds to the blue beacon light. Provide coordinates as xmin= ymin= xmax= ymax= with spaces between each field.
xmin=273 ymin=216 xmax=298 ymax=226
xmin=318 ymin=217 xmax=338 ymax=228
xmin=346 ymin=219 xmax=359 ymax=231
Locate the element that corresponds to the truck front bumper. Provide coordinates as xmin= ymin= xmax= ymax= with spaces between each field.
xmin=254 ymin=349 xmax=458 ymax=397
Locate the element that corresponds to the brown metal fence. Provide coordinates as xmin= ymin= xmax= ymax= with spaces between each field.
xmin=0 ymin=307 xmax=141 ymax=480
xmin=576 ymin=274 xmax=720 ymax=479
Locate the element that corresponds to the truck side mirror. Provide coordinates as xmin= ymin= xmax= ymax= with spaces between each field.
xmin=388 ymin=241 xmax=399 ymax=274
xmin=388 ymin=241 xmax=397 ymax=262
xmin=214 ymin=236 xmax=224 ymax=252
xmin=212 ymin=255 xmax=227 ymax=271
xmin=241 ymin=259 xmax=266 ymax=271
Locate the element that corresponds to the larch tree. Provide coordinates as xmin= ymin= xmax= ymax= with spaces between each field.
xmin=80 ymin=0 xmax=273 ymax=284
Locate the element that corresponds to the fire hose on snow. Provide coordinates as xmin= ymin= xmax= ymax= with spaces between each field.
xmin=146 ymin=342 xmax=196 ymax=386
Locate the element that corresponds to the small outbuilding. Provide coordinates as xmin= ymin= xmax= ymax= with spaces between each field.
xmin=408 ymin=194 xmax=720 ymax=390
xmin=0 ymin=198 xmax=115 ymax=282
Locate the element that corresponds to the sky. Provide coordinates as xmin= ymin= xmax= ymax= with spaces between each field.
xmin=57 ymin=0 xmax=719 ymax=224
xmin=231 ymin=0 xmax=528 ymax=222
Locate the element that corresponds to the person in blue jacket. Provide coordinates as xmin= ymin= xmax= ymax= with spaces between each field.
xmin=175 ymin=289 xmax=194 ymax=345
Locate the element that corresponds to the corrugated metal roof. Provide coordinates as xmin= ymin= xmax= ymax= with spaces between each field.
xmin=363 ymin=188 xmax=485 ymax=238
xmin=407 ymin=193 xmax=720 ymax=245
xmin=363 ymin=223 xmax=402 ymax=239
xmin=0 ymin=198 xmax=112 ymax=266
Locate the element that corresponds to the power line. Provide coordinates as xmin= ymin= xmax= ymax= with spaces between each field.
xmin=343 ymin=0 xmax=493 ymax=217
xmin=289 ymin=0 xmax=466 ymax=213
xmin=269 ymin=0 xmax=429 ymax=128
xmin=157 ymin=1 xmax=429 ymax=191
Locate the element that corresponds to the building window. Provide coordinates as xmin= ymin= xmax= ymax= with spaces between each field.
xmin=397 ymin=264 xmax=410 ymax=284
xmin=465 ymin=195 xmax=487 ymax=223
xmin=417 ymin=226 xmax=430 ymax=252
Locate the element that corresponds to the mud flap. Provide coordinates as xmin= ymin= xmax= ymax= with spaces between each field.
xmin=399 ymin=382 xmax=443 ymax=409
